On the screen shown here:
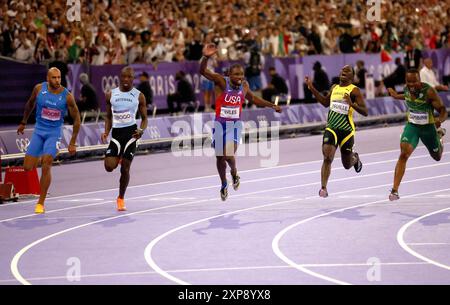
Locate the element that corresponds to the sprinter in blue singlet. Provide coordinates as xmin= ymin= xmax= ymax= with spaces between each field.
xmin=17 ymin=67 xmax=81 ymax=214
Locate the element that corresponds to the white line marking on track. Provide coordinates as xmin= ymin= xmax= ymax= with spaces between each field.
xmin=406 ymin=243 xmax=450 ymax=246
xmin=2 ymin=154 xmax=449 ymax=224
xmin=272 ymin=188 xmax=450 ymax=285
xmin=11 ymin=174 xmax=450 ymax=285
xmin=397 ymin=207 xmax=450 ymax=271
xmin=0 ymin=262 xmax=429 ymax=283
xmin=8 ymin=143 xmax=448 ymax=206
xmin=143 ymin=176 xmax=450 ymax=286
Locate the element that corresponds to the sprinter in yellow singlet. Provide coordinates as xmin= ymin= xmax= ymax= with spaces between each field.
xmin=305 ymin=65 xmax=368 ymax=197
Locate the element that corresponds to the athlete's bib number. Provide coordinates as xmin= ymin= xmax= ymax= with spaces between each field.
xmin=41 ymin=108 xmax=61 ymax=121
xmin=409 ymin=111 xmax=429 ymax=125
xmin=220 ymin=106 xmax=240 ymax=119
xmin=330 ymin=100 xmax=350 ymax=115
xmin=113 ymin=111 xmax=133 ymax=124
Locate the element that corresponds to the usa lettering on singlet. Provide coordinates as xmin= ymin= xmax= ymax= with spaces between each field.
xmin=215 ymin=77 xmax=246 ymax=121
xmin=35 ymin=82 xmax=68 ymax=130
xmin=110 ymin=87 xmax=140 ymax=128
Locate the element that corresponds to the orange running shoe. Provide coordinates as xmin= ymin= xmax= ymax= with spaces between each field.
xmin=34 ymin=203 xmax=45 ymax=214
xmin=116 ymin=197 xmax=127 ymax=211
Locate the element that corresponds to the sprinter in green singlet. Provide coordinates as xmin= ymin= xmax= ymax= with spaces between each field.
xmin=387 ymin=68 xmax=447 ymax=201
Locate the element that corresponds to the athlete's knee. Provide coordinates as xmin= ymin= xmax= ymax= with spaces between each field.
xmin=104 ymin=163 xmax=115 ymax=172
xmin=323 ymin=154 xmax=333 ymax=164
xmin=399 ymin=151 xmax=410 ymax=161
xmin=342 ymin=161 xmax=352 ymax=170
xmin=23 ymin=163 xmax=34 ymax=171
xmin=40 ymin=163 xmax=52 ymax=176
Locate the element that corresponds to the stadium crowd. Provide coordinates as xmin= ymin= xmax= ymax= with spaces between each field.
xmin=0 ymin=0 xmax=449 ymax=65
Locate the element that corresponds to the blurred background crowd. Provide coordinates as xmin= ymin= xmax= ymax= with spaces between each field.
xmin=1 ymin=0 xmax=449 ymax=65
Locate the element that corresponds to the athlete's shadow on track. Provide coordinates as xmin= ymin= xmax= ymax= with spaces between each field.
xmin=193 ymin=211 xmax=281 ymax=235
xmin=1 ymin=216 xmax=65 ymax=230
xmin=321 ymin=207 xmax=376 ymax=221
xmin=392 ymin=212 xmax=450 ymax=226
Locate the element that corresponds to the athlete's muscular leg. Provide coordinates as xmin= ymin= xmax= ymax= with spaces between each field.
xmin=23 ymin=155 xmax=39 ymax=171
xmin=321 ymin=144 xmax=337 ymax=189
xmin=104 ymin=156 xmax=120 ymax=172
xmin=393 ymin=142 xmax=414 ymax=191
xmin=225 ymin=143 xmax=238 ymax=177
xmin=37 ymin=154 xmax=54 ymax=205
xmin=119 ymin=158 xmax=132 ymax=199
xmin=216 ymin=156 xmax=227 ymax=185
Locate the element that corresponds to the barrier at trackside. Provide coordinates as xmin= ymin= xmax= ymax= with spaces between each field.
xmin=2 ymin=49 xmax=448 ymax=118
xmin=2 ymin=92 xmax=449 ymax=158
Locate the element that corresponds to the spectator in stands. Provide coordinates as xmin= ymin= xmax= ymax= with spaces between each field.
xmin=68 ymin=36 xmax=83 ymax=64
xmin=404 ymin=39 xmax=422 ymax=70
xmin=354 ymin=60 xmax=367 ymax=89
xmin=262 ymin=67 xmax=289 ymax=102
xmin=244 ymin=46 xmax=264 ymax=94
xmin=167 ymin=70 xmax=195 ymax=115
xmin=137 ymin=72 xmax=153 ymax=108
xmin=338 ymin=27 xmax=355 ymax=54
xmin=33 ymin=37 xmax=52 ymax=64
xmin=420 ymin=58 xmax=449 ymax=91
xmin=382 ymin=57 xmax=406 ymax=90
xmin=13 ymin=29 xmax=33 ymax=62
xmin=77 ymin=73 xmax=99 ymax=112
xmin=312 ymin=61 xmax=330 ymax=95
xmin=201 ymin=55 xmax=217 ymax=112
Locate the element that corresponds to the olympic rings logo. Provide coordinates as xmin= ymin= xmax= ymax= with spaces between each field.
xmin=148 ymin=126 xmax=161 ymax=139
xmin=16 ymin=138 xmax=30 ymax=153
xmin=102 ymin=76 xmax=120 ymax=93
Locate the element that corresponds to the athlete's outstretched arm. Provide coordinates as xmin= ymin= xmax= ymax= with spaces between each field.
xmin=244 ymin=82 xmax=282 ymax=113
xmin=101 ymin=91 xmax=113 ymax=143
xmin=133 ymin=92 xmax=148 ymax=139
xmin=387 ymin=88 xmax=405 ymax=100
xmin=200 ymin=43 xmax=226 ymax=90
xmin=346 ymin=87 xmax=368 ymax=116
xmin=428 ymin=87 xmax=447 ymax=128
xmin=66 ymin=93 xmax=80 ymax=154
xmin=304 ymin=76 xmax=332 ymax=107
xmin=17 ymin=84 xmax=41 ymax=134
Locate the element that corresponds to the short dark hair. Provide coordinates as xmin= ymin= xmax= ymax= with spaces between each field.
xmin=229 ymin=63 xmax=243 ymax=73
xmin=407 ymin=68 xmax=419 ymax=75
xmin=141 ymin=71 xmax=149 ymax=78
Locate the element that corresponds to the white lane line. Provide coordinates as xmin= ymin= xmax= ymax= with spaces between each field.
xmin=272 ymin=188 xmax=450 ymax=285
xmin=406 ymin=243 xmax=450 ymax=246
xmin=397 ymin=207 xmax=450 ymax=271
xmin=143 ymin=175 xmax=450 ymax=286
xmin=11 ymin=174 xmax=450 ymax=285
xmin=8 ymin=143 xmax=448 ymax=206
xmin=2 ymin=153 xmax=449 ymax=224
xmin=0 ymin=262 xmax=429 ymax=283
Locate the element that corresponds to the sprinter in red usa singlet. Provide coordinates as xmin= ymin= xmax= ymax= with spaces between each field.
xmin=200 ymin=43 xmax=282 ymax=201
